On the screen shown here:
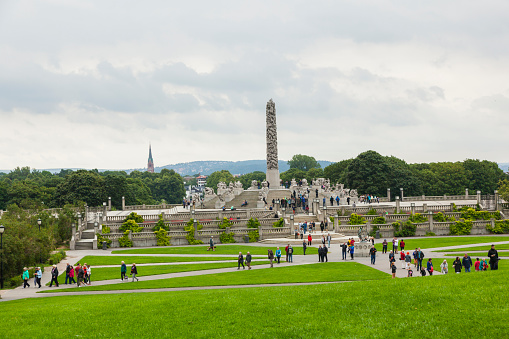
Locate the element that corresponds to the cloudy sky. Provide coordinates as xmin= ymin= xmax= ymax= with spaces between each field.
xmin=1 ymin=0 xmax=508 ymax=171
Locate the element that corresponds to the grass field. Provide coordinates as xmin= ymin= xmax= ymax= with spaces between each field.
xmin=112 ymin=244 xmax=318 ymax=255
xmin=73 ymin=255 xmax=242 ymax=266
xmin=435 ymin=244 xmax=509 ymax=252
xmin=50 ymin=261 xmax=271 ymax=285
xmin=42 ymin=262 xmax=389 ymax=293
xmin=374 ymin=235 xmax=509 ymax=252
xmin=4 ymin=270 xmax=508 ymax=337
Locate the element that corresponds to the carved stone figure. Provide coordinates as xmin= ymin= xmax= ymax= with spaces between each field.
xmin=258 ymin=191 xmax=264 ymax=201
xmin=235 ymin=181 xmax=243 ymax=189
xmin=217 ymin=182 xmax=227 ymax=190
xmin=301 ymin=178 xmax=308 ymax=187
xmin=350 ymin=189 xmax=358 ymax=197
xmin=204 ymin=187 xmax=215 ymax=195
xmin=261 ymin=180 xmax=269 ymax=188
xmin=291 ymin=178 xmax=297 ymax=187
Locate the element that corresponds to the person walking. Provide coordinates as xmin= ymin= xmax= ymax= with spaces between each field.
xmin=131 ymin=263 xmax=139 ymax=282
xmin=388 ymin=250 xmax=395 ymax=268
xmin=323 ymin=245 xmax=329 ymax=262
xmin=327 ymin=233 xmax=331 ymax=248
xmin=77 ymin=264 xmax=84 ymax=287
xmin=391 ymin=262 xmax=397 ymax=279
xmin=65 ymin=263 xmax=71 ymax=284
xmin=318 ymin=245 xmax=323 ymax=262
xmin=417 ymin=248 xmax=425 ymax=271
xmin=349 ymin=244 xmax=355 ymax=260
xmin=440 ymin=260 xmax=448 ymax=274
xmin=320 ymin=221 xmax=324 ymax=232
xmin=268 ymin=249 xmax=274 ymax=267
xmin=392 ymin=238 xmax=398 ymax=254
xmin=413 ymin=248 xmax=418 ymax=268
xmin=488 ymin=245 xmax=499 ymax=270
xmin=22 ymin=267 xmax=30 ymax=288
xmin=400 ymin=239 xmax=405 ymax=253
xmin=275 ymin=247 xmax=281 ymax=264
xmin=426 ymin=259 xmax=434 ymax=276
xmin=330 ymin=196 xmax=334 ymax=206
xmin=474 ymin=258 xmax=480 ymax=272
xmin=86 ymin=265 xmax=92 ymax=285
xmin=462 ymin=253 xmax=473 ymax=273
xmin=209 ymin=236 xmax=215 ymax=251
xmin=302 ymin=241 xmax=307 ymax=255
xmin=369 ymin=246 xmax=377 ymax=265
xmin=382 ymin=239 xmax=388 ymax=254
xmin=453 ymin=257 xmax=462 ymax=274
xmin=121 ymin=261 xmax=127 ymax=281
xmin=308 ymin=234 xmax=312 ymax=246
xmin=35 ymin=267 xmax=42 ymax=288
xmin=245 ymin=252 xmax=252 ymax=269
xmin=237 ymin=252 xmax=245 ymax=270
xmin=288 ymin=245 xmax=293 ymax=263
xmin=405 ymin=252 xmax=412 ymax=270
xmin=68 ymin=265 xmax=75 ymax=284
xmin=49 ymin=265 xmax=59 ymax=287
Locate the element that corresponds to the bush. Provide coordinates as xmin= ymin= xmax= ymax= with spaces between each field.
xmin=409 ymin=213 xmax=427 ymax=223
xmin=102 ymin=226 xmax=111 ymax=234
xmin=273 ymin=218 xmax=285 ymax=228
xmin=246 ymin=218 xmax=260 ymax=229
xmin=185 ymin=225 xmax=203 ymax=245
xmin=348 ymin=213 xmax=366 ymax=225
xmin=217 ymin=218 xmax=231 ymax=229
xmin=220 ymin=232 xmax=236 ymax=243
xmin=449 ymin=219 xmax=473 ymax=235
xmin=433 ymin=212 xmax=446 ymax=222
xmin=366 ymin=208 xmax=378 ymax=215
xmin=153 ymin=214 xmax=169 ymax=232
xmin=186 ymin=219 xmax=203 ymax=231
xmin=47 ymin=250 xmax=66 ymax=265
xmin=392 ymin=220 xmax=416 ymax=237
xmin=154 ymin=228 xmax=171 ymax=246
xmin=368 ymin=225 xmax=379 ymax=237
xmin=118 ymin=230 xmax=133 ymax=247
xmin=372 ymin=216 xmax=386 ymax=225
xmin=97 ymin=233 xmax=112 ymax=248
xmin=120 ymin=219 xmax=143 ymax=233
xmin=486 ymin=220 xmax=509 ymax=234
xmin=460 ymin=208 xmax=501 ymax=221
xmin=425 ymin=231 xmax=436 ymax=236
xmin=124 ymin=212 xmax=144 ymax=224
xmin=248 ymin=230 xmax=260 ymax=242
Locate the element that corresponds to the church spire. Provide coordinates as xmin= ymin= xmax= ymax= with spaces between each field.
xmin=147 ymin=144 xmax=154 ymax=173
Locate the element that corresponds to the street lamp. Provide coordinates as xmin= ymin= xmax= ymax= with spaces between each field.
xmin=37 ymin=218 xmax=41 ymax=232
xmin=0 ymin=224 xmax=4 ymax=289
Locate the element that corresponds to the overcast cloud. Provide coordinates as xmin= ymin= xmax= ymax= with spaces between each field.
xmin=0 ymin=0 xmax=508 ymax=170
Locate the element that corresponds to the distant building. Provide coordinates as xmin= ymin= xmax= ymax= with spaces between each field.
xmin=197 ymin=175 xmax=207 ymax=187
xmin=147 ymin=144 xmax=154 ymax=173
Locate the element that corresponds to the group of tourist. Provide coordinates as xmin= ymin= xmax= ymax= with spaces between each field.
xmin=22 ymin=267 xmax=42 ymax=288
xmin=358 ymin=195 xmax=380 ymax=204
xmin=120 ymin=261 xmax=139 ymax=282
xmin=340 ymin=238 xmax=356 ymax=260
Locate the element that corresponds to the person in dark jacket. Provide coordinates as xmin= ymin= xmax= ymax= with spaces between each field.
xmin=488 ymin=245 xmax=499 ymax=270
xmin=65 ymin=263 xmax=71 ymax=284
xmin=426 ymin=258 xmax=434 ymax=276
xmin=388 ymin=251 xmax=395 ymax=268
xmin=318 ymin=245 xmax=323 ymax=262
xmin=237 ymin=252 xmax=245 ymax=270
xmin=131 ymin=263 xmax=139 ymax=282
xmin=340 ymin=242 xmax=348 ymax=260
xmin=323 ymin=246 xmax=328 ymax=262
xmin=391 ymin=262 xmax=397 ymax=279
xmin=453 ymin=257 xmax=462 ymax=274
xmin=268 ymin=249 xmax=274 ymax=267
xmin=369 ymin=246 xmax=377 ymax=265
xmin=462 ymin=253 xmax=473 ymax=273
xmin=246 ymin=252 xmax=252 ymax=269
xmin=121 ymin=261 xmax=127 ymax=281
xmin=302 ymin=240 xmax=307 ymax=255
xmin=49 ymin=265 xmax=59 ymax=287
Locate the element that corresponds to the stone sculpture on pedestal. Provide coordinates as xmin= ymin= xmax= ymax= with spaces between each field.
xmin=266 ymin=99 xmax=280 ymax=188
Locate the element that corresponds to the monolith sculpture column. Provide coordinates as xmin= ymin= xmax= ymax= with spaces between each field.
xmin=266 ymin=99 xmax=280 ymax=188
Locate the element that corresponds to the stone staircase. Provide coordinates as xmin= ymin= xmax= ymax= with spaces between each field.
xmin=267 ymin=189 xmax=293 ymax=203
xmin=75 ymin=222 xmax=95 ymax=250
xmin=225 ymin=190 xmax=260 ymax=209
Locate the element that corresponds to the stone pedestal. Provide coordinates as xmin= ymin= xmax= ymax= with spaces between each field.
xmin=354 ymin=242 xmax=372 ymax=257
xmin=266 ymin=169 xmax=280 ymax=189
xmin=257 ymin=201 xmax=265 ymax=208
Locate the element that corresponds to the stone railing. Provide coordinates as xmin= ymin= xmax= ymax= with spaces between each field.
xmin=124 ymin=203 xmax=180 ymax=211
xmin=402 ymin=195 xmax=478 ymax=202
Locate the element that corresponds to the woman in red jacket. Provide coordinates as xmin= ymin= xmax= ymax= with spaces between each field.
xmin=307 ymin=234 xmax=312 ymax=246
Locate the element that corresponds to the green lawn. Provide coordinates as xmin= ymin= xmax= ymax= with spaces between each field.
xmin=50 ymin=261 xmax=271 ymax=284
xmin=375 ymin=235 xmax=509 ymax=252
xmin=435 ymin=244 xmax=509 ymax=252
xmin=42 ymin=262 xmax=388 ymax=293
xmin=112 ymin=244 xmax=317 ymax=255
xmin=74 ymin=255 xmax=240 ymax=266
xmin=3 ymin=270 xmax=508 ymax=337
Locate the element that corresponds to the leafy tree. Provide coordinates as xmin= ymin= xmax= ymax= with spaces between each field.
xmin=499 ymin=179 xmax=509 ymax=202
xmin=53 ymin=170 xmax=106 ymax=207
xmin=287 ymin=154 xmax=321 ymax=171
xmin=238 ymin=171 xmax=266 ymax=189
xmin=323 ymin=159 xmax=352 ymax=184
xmin=104 ymin=175 xmax=131 ymax=209
xmin=151 ymin=171 xmax=185 ymax=203
xmin=463 ymin=159 xmax=507 ymax=194
xmin=126 ymin=178 xmax=155 ymax=205
xmin=344 ymin=150 xmax=390 ymax=196
xmin=280 ymin=168 xmax=307 ymax=184
xmin=306 ymin=168 xmax=324 ymax=183
xmin=206 ymin=170 xmax=235 ymax=193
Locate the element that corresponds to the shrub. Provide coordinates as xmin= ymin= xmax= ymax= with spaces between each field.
xmin=273 ymin=218 xmax=285 ymax=228
xmin=118 ymin=230 xmax=133 ymax=247
xmin=392 ymin=220 xmax=416 ymax=237
xmin=433 ymin=212 xmax=446 ymax=222
xmin=372 ymin=216 xmax=386 ymax=225
xmin=120 ymin=219 xmax=143 ymax=233
xmin=449 ymin=219 xmax=472 ymax=235
xmin=153 ymin=214 xmax=169 ymax=232
xmin=248 ymin=230 xmax=260 ymax=242
xmin=186 ymin=218 xmax=203 ymax=231
xmin=217 ymin=218 xmax=231 ymax=229
xmin=246 ymin=218 xmax=260 ymax=229
xmin=154 ymin=228 xmax=171 ymax=246
xmin=452 ymin=203 xmax=458 ymax=212
xmin=47 ymin=250 xmax=66 ymax=265
xmin=460 ymin=208 xmax=501 ymax=221
xmin=220 ymin=232 xmax=236 ymax=243
xmin=368 ymin=225 xmax=379 ymax=237
xmin=101 ymin=226 xmax=111 ymax=234
xmin=124 ymin=212 xmax=144 ymax=224
xmin=348 ymin=213 xmax=366 ymax=225
xmin=486 ymin=220 xmax=509 ymax=234
xmin=184 ymin=225 xmax=203 ymax=245
xmin=329 ymin=216 xmax=335 ymax=224
xmin=425 ymin=231 xmax=436 ymax=236
xmin=409 ymin=213 xmax=427 ymax=223
xmin=366 ymin=208 xmax=378 ymax=215
xmin=447 ymin=215 xmax=456 ymax=222
xmin=97 ymin=233 xmax=112 ymax=248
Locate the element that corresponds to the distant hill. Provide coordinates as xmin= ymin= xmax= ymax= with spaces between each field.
xmin=156 ymin=160 xmax=333 ymax=175
xmin=499 ymin=163 xmax=509 ymax=172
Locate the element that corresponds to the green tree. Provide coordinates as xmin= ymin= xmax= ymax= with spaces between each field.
xmin=206 ymin=170 xmax=235 ymax=193
xmin=344 ymin=150 xmax=389 ymax=196
xmin=238 ymin=171 xmax=266 ymax=189
xmin=463 ymin=159 xmax=507 ymax=194
xmin=499 ymin=179 xmax=509 ymax=202
xmin=287 ymin=154 xmax=321 ymax=171
xmin=280 ymin=168 xmax=307 ymax=184
xmin=104 ymin=175 xmax=130 ymax=209
xmin=323 ymin=159 xmax=352 ymax=184
xmin=53 ymin=170 xmax=106 ymax=207
xmin=151 ymin=170 xmax=185 ymax=203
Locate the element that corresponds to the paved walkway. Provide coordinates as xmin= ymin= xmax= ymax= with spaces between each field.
xmin=1 ymin=237 xmax=507 ymax=302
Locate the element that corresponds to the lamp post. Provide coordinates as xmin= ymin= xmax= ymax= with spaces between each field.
xmin=37 ymin=218 xmax=41 ymax=232
xmin=0 ymin=224 xmax=4 ymax=289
